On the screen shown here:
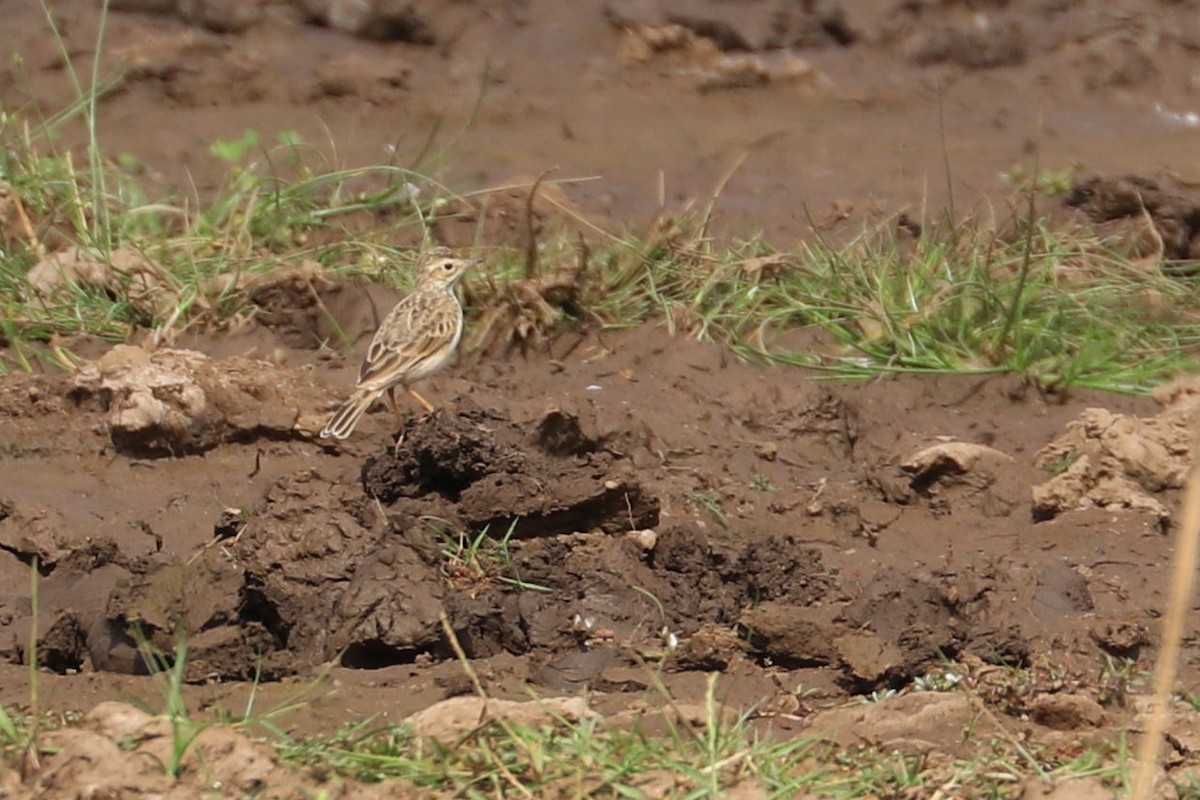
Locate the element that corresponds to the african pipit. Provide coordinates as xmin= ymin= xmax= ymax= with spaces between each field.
xmin=320 ymin=247 xmax=473 ymax=439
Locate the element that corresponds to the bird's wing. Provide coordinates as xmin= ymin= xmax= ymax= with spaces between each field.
xmin=357 ymin=291 xmax=457 ymax=390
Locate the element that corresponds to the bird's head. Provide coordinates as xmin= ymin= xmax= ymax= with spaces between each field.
xmin=416 ymin=247 xmax=476 ymax=289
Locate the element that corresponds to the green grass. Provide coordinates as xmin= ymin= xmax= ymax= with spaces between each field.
xmin=0 ymin=610 xmax=1179 ymax=798
xmin=134 ymin=632 xmax=200 ymax=778
xmin=0 ymin=703 xmax=25 ymax=763
xmin=0 ymin=113 xmax=471 ymax=361
xmin=749 ymin=472 xmax=779 ymax=492
xmin=120 ymin=628 xmax=335 ymax=778
xmin=281 ymin=713 xmax=811 ymax=797
xmin=2 ymin=78 xmax=1199 ymax=389
xmin=433 ymin=519 xmax=551 ymax=593
xmin=276 ymin=687 xmax=1136 ymax=799
xmin=587 ymin=213 xmax=1200 ymax=393
xmin=686 ymin=490 xmax=729 ymax=524
xmin=272 ymin=656 xmax=1146 ymax=799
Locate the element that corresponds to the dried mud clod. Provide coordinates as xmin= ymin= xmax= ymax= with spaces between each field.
xmin=901 ymin=441 xmax=1014 ymax=492
xmin=24 ymin=247 xmax=168 ymax=317
xmin=361 ymin=399 xmax=660 ymax=537
xmin=897 ymin=18 xmax=1028 ymax=69
xmin=829 ymin=564 xmax=1038 ymax=692
xmin=0 ymin=499 xmax=127 ymax=574
xmin=98 ymin=400 xmax=668 ymax=676
xmin=1032 ymin=379 xmax=1198 ymax=522
xmin=466 ymin=252 xmax=598 ymax=357
xmin=72 ymin=345 xmax=333 ymax=456
xmin=605 ymin=0 xmax=856 ymax=54
xmin=864 ymin=440 xmax=1023 ymax=522
xmin=608 ymin=12 xmax=833 ymax=93
xmin=126 ymin=401 xmax=851 ymax=679
xmin=25 ymin=701 xmax=309 ymax=800
xmin=1066 ymin=173 xmax=1200 ymax=262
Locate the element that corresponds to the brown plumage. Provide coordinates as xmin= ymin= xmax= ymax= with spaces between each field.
xmin=320 ymin=248 xmax=473 ymax=440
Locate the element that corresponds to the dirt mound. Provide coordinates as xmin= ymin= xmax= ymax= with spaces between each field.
xmin=1032 ymin=377 xmax=1198 ymax=523
xmin=605 ymin=0 xmax=855 ymax=52
xmin=73 ymin=345 xmax=331 ymax=456
xmin=1067 ymin=174 xmax=1200 ymax=263
xmin=361 ymin=400 xmax=659 ymax=535
xmin=10 ymin=700 xmax=421 ymax=800
xmin=15 ymin=392 xmax=839 ymax=682
xmin=220 ymin=400 xmax=840 ymax=677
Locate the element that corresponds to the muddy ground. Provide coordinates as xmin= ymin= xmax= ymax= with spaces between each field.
xmin=6 ymin=1 xmax=1200 ymax=797
xmin=3 ymin=319 xmax=1200 ymax=796
xmin=6 ymin=0 xmax=1200 ymax=242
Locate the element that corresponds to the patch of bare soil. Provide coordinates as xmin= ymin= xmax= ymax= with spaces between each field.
xmin=2 ymin=311 xmax=1197 ymax=792
xmin=6 ymin=0 xmax=1200 ymax=240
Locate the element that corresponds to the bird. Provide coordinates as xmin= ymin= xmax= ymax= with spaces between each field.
xmin=320 ymin=247 xmax=474 ymax=440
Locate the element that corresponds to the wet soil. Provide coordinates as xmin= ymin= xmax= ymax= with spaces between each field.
xmin=2 ymin=316 xmax=1197 ymax=791
xmin=7 ymin=0 xmax=1200 ymax=243
xmin=6 ymin=1 xmax=1200 ymax=796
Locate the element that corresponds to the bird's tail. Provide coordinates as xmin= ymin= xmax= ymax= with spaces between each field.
xmin=320 ymin=390 xmax=381 ymax=440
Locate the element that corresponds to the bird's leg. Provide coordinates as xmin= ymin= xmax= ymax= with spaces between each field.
xmin=385 ymin=387 xmax=405 ymax=427
xmin=407 ymin=387 xmax=436 ymax=414
xmin=386 ymin=387 xmax=408 ymax=453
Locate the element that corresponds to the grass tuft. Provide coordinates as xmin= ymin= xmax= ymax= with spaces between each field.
xmin=3 ymin=106 xmax=1198 ymax=392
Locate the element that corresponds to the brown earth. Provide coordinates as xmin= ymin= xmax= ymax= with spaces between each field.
xmin=6 ymin=0 xmax=1200 ymax=797
xmin=3 ymin=319 xmax=1200 ymax=796
xmin=7 ymin=0 xmax=1200 ymax=242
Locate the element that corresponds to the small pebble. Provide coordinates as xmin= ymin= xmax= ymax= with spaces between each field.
xmin=626 ymin=529 xmax=657 ymax=551
xmin=754 ymin=441 xmax=778 ymax=461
